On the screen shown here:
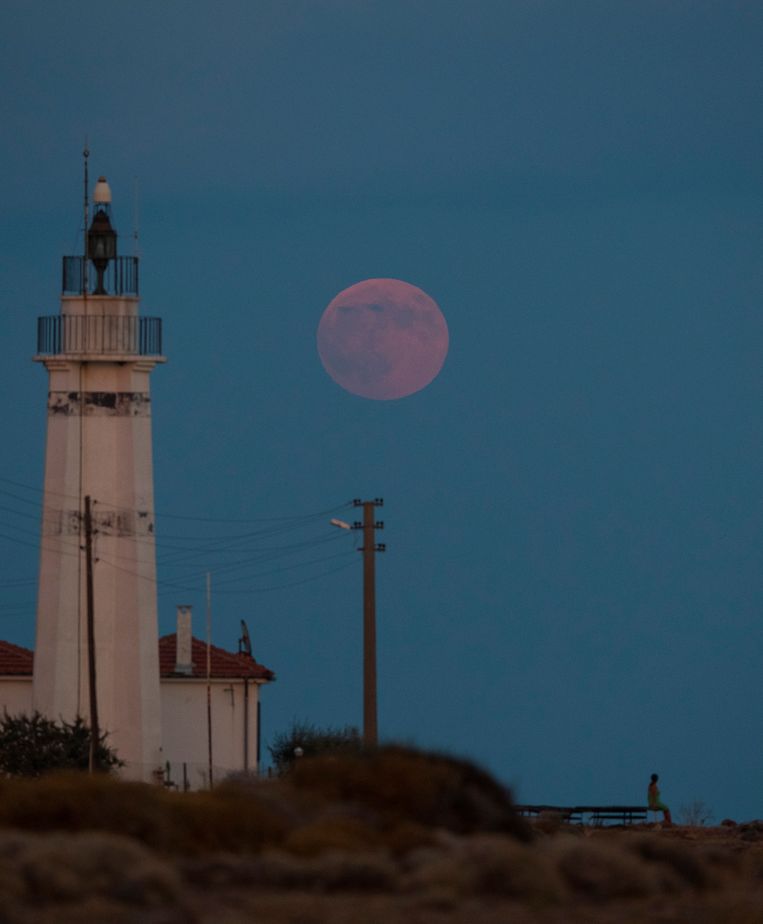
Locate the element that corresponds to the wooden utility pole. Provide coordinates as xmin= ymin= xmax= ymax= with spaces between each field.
xmin=83 ymin=495 xmax=100 ymax=772
xmin=206 ymin=571 xmax=213 ymax=789
xmin=353 ymin=498 xmax=385 ymax=746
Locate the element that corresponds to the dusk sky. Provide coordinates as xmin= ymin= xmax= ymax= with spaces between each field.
xmin=0 ymin=1 xmax=760 ymax=821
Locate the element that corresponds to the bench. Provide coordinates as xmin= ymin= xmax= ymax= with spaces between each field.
xmin=515 ymin=805 xmax=581 ymax=824
xmin=577 ymin=805 xmax=648 ymax=825
xmin=516 ymin=804 xmax=647 ymax=825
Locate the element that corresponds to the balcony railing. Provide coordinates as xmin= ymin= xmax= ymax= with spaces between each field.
xmin=37 ymin=315 xmax=163 ymax=356
xmin=62 ymin=256 xmax=139 ymax=296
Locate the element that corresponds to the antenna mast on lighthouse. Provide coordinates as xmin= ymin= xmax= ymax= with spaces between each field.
xmin=82 ymin=143 xmax=90 ymax=296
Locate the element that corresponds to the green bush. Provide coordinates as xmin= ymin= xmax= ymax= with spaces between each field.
xmin=268 ymin=720 xmax=361 ymax=775
xmin=0 ymin=712 xmax=121 ymax=776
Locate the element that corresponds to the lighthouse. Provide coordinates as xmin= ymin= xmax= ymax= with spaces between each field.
xmin=33 ymin=163 xmax=164 ymax=776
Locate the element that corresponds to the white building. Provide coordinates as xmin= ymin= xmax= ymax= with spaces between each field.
xmin=3 ymin=166 xmax=275 ymax=783
xmin=0 ymin=614 xmax=274 ymax=788
xmin=33 ymin=172 xmax=164 ymax=776
xmin=159 ymin=606 xmax=274 ymax=788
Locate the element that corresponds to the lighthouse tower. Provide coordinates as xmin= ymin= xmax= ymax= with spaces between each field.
xmin=33 ymin=166 xmax=164 ymax=776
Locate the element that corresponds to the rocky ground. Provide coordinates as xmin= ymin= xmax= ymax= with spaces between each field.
xmin=0 ymin=750 xmax=759 ymax=923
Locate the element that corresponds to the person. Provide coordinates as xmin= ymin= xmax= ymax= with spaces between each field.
xmin=648 ymin=773 xmax=673 ymax=825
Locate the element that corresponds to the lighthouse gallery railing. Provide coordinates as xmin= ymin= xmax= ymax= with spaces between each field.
xmin=37 ymin=315 xmax=163 ymax=357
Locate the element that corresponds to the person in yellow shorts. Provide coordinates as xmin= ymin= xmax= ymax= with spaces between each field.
xmin=648 ymin=773 xmax=673 ymax=825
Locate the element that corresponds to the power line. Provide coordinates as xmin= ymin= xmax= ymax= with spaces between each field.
xmin=0 ymin=475 xmax=353 ymax=526
xmin=0 ymin=504 xmax=42 ymax=522
xmin=0 ymin=471 xmax=365 ymax=618
xmin=98 ymin=546 xmax=358 ymax=596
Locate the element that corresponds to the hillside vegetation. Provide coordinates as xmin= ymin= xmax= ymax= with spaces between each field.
xmin=0 ymin=745 xmax=759 ymax=923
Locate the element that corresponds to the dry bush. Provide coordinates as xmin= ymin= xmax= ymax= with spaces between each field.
xmin=0 ymin=746 xmax=529 ymax=860
xmin=679 ymin=800 xmax=715 ymax=826
xmin=381 ymin=820 xmax=436 ymax=856
xmin=404 ymin=834 xmax=565 ymax=903
xmin=285 ymin=745 xmax=531 ymax=842
xmin=627 ymin=834 xmax=712 ymax=890
xmin=0 ymin=773 xmax=292 ymax=856
xmin=282 ymin=803 xmax=434 ymax=859
xmin=180 ymin=849 xmax=398 ymax=894
xmin=0 ymin=830 xmax=181 ymax=907
xmin=164 ymin=785 xmax=292 ymax=855
xmin=0 ymin=774 xmax=169 ymax=843
xmin=284 ymin=814 xmax=383 ymax=856
xmin=262 ymin=850 xmax=398 ymax=892
xmin=549 ymin=838 xmax=658 ymax=900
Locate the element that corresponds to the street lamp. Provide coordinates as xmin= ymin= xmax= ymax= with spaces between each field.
xmin=331 ymin=500 xmax=385 ymax=746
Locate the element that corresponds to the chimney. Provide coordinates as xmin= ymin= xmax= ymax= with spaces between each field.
xmin=175 ymin=605 xmax=193 ymax=675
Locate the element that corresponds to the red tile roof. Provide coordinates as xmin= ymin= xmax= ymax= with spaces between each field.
xmin=158 ymin=634 xmax=275 ymax=681
xmin=0 ymin=640 xmax=33 ymax=676
xmin=0 ymin=638 xmax=274 ymax=682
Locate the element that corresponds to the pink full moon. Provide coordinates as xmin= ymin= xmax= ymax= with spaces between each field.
xmin=317 ymin=278 xmax=449 ymax=400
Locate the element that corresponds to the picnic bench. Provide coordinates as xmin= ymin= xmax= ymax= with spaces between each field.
xmin=515 ymin=805 xmax=581 ymax=824
xmin=516 ymin=804 xmax=647 ymax=825
xmin=576 ymin=805 xmax=648 ymax=825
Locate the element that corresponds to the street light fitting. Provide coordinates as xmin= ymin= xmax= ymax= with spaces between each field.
xmin=330 ymin=518 xmax=351 ymax=530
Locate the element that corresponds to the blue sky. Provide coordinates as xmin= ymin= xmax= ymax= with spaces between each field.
xmin=0 ymin=1 xmax=761 ymax=820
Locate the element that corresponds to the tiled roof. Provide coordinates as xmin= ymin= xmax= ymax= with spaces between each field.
xmin=0 ymin=640 xmax=34 ymax=676
xmin=158 ymin=634 xmax=275 ymax=681
xmin=0 ymin=637 xmax=274 ymax=682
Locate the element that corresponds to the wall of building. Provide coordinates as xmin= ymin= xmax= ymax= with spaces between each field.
xmin=0 ymin=678 xmax=32 ymax=715
xmin=0 ymin=675 xmax=261 ymax=789
xmin=34 ymin=292 xmax=164 ymax=779
xmin=160 ymin=678 xmax=261 ymax=790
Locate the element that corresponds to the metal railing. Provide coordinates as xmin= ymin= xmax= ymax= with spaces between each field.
xmin=62 ymin=256 xmax=139 ymax=296
xmin=37 ymin=315 xmax=163 ymax=356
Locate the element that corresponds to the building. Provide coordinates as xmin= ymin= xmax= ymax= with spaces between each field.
xmin=159 ymin=605 xmax=274 ymax=788
xmin=33 ymin=170 xmax=164 ymax=776
xmin=0 ymin=607 xmax=273 ymax=788
xmin=0 ymin=641 xmax=35 ymax=717
xmin=4 ymin=163 xmax=275 ymax=783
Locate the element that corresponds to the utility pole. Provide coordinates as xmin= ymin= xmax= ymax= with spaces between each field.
xmin=206 ymin=571 xmax=213 ymax=790
xmin=83 ymin=495 xmax=100 ymax=772
xmin=352 ymin=498 xmax=385 ymax=746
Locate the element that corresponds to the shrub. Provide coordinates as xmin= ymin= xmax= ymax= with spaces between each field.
xmin=286 ymin=745 xmax=532 ymax=841
xmin=268 ymin=720 xmax=361 ymax=775
xmin=0 ymin=773 xmax=292 ymax=856
xmin=678 ymin=799 xmax=714 ymax=826
xmin=0 ymin=744 xmax=531 ymax=859
xmin=552 ymin=838 xmax=655 ymax=899
xmin=0 ymin=711 xmax=121 ymax=777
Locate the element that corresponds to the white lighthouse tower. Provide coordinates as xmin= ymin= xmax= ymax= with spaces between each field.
xmin=33 ymin=162 xmax=164 ymax=776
